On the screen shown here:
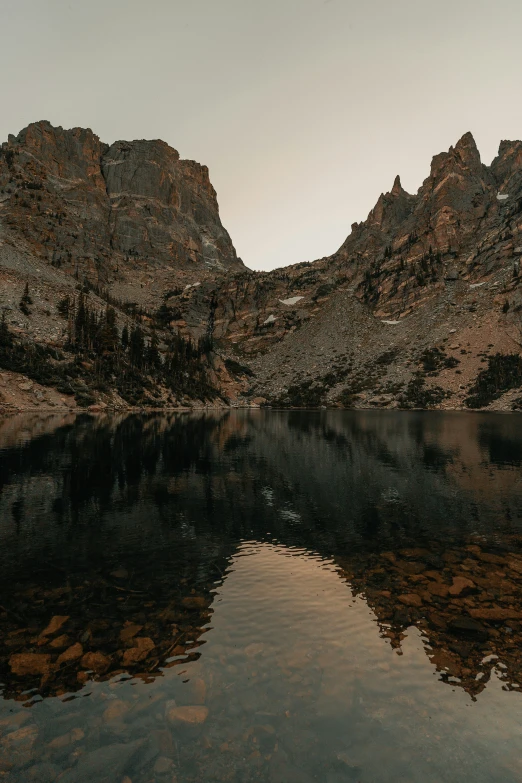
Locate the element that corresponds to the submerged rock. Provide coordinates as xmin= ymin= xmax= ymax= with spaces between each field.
xmin=40 ymin=615 xmax=69 ymax=638
xmin=9 ymin=652 xmax=51 ymax=676
xmin=80 ymin=651 xmax=111 ymax=674
xmin=398 ymin=593 xmax=423 ymax=607
xmin=55 ymin=740 xmax=144 ymax=783
xmin=181 ymin=596 xmax=208 ymax=610
xmin=119 ymin=623 xmax=143 ymax=642
xmin=0 ymin=724 xmax=38 ymax=766
xmin=469 ymin=607 xmax=522 ymax=621
xmin=166 ymin=705 xmax=209 ymax=725
xmin=103 ymin=699 xmax=130 ymax=722
xmin=449 ymin=616 xmax=488 ymax=639
xmin=448 ymin=576 xmax=475 ymax=596
xmin=122 ymin=636 xmax=155 ymax=666
xmin=57 ymin=642 xmax=83 ymax=665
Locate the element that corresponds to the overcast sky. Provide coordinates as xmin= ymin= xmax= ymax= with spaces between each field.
xmin=2 ymin=0 xmax=522 ymax=270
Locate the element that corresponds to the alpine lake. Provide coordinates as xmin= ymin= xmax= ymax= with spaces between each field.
xmin=1 ymin=409 xmax=522 ymax=782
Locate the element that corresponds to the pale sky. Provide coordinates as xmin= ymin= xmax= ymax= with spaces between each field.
xmin=2 ymin=0 xmax=522 ymax=271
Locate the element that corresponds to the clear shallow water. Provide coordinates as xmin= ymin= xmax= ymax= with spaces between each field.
xmin=1 ymin=410 xmax=522 ymax=781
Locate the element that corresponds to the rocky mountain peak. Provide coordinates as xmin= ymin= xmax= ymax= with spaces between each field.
xmin=391 ymin=174 xmax=404 ymax=196
xmin=353 ymin=172 xmax=415 ymax=237
xmin=490 ymin=139 xmax=522 ymax=191
xmin=454 ymin=130 xmax=481 ymax=166
xmin=5 ymin=120 xmax=107 ymax=188
xmin=495 ymin=139 xmax=522 ymax=163
xmin=0 ymin=121 xmax=243 ymax=286
xmin=428 ymin=131 xmax=483 ymax=184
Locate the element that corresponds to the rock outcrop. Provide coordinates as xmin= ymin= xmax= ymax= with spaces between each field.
xmin=0 ymin=120 xmax=242 ymax=286
xmin=0 ymin=121 xmax=247 ymax=410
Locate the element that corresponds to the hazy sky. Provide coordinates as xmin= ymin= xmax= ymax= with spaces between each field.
xmin=2 ymin=0 xmax=522 ymax=271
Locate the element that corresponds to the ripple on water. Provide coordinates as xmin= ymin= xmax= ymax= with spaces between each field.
xmin=1 ymin=410 xmax=522 ymax=782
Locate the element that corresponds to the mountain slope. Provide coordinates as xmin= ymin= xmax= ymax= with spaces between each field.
xmin=185 ymin=132 xmax=522 ymax=410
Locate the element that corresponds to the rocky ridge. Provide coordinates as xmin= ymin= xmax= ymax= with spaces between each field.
xmin=185 ymin=131 xmax=522 ymax=410
xmin=2 ymin=123 xmax=522 ymax=410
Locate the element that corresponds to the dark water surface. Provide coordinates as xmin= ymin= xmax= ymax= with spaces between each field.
xmin=1 ymin=410 xmax=522 ymax=782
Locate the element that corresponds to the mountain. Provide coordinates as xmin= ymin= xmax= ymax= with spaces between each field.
xmin=0 ymin=121 xmax=245 ymax=411
xmin=177 ymin=131 xmax=522 ymax=410
xmin=1 ymin=122 xmax=522 ymax=412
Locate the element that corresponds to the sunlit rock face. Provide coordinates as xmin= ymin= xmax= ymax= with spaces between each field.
xmin=0 ymin=121 xmax=242 ymax=283
xmin=0 ymin=122 xmax=245 ymax=409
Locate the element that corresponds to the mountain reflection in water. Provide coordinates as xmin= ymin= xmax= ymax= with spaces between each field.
xmin=1 ymin=410 xmax=522 ymax=782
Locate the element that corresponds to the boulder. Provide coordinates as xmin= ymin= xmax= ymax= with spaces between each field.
xmin=166 ymin=705 xmax=209 ymax=725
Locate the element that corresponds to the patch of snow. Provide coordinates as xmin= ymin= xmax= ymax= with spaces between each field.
xmin=497 ymin=193 xmax=509 ymax=200
xmin=184 ymin=282 xmax=201 ymax=290
xmin=449 ymin=328 xmax=457 ymax=334
xmin=469 ymin=281 xmax=486 ymax=289
xmin=381 ymin=319 xmax=400 ymax=325
xmin=264 ymin=314 xmax=276 ymax=324
xmin=279 ymin=296 xmax=304 ymax=306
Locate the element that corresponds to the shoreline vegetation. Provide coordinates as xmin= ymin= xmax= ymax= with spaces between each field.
xmin=1 ymin=403 xmax=520 ymax=415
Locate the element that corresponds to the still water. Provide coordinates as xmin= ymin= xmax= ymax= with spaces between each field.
xmin=1 ymin=410 xmax=522 ymax=782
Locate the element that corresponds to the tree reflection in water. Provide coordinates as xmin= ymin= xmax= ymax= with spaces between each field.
xmin=1 ymin=410 xmax=522 ymax=781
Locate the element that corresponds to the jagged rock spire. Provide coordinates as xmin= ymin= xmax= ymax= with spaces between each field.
xmin=454 ymin=131 xmax=481 ymax=167
xmin=391 ymin=175 xmax=403 ymax=196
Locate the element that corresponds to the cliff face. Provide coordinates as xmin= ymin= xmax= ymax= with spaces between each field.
xmin=0 ymin=121 xmax=242 ymax=286
xmin=327 ymin=132 xmax=522 ymax=318
xmin=0 ymin=121 xmax=247 ymax=412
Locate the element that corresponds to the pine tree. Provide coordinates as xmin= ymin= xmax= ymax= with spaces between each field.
xmin=129 ymin=325 xmax=145 ymax=367
xmin=0 ymin=311 xmax=12 ymax=349
xmin=19 ymin=282 xmax=33 ymax=316
xmin=198 ymin=334 xmax=213 ymax=355
xmin=57 ymin=295 xmax=71 ymax=318
xmin=75 ymin=292 xmax=87 ymax=347
xmin=97 ymin=306 xmax=118 ymax=354
xmin=146 ymin=332 xmax=161 ymax=370
xmin=121 ymin=324 xmax=129 ymax=352
xmin=88 ymin=309 xmax=98 ymax=351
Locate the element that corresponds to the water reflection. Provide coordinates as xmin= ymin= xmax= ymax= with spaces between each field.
xmin=1 ymin=410 xmax=522 ymax=781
